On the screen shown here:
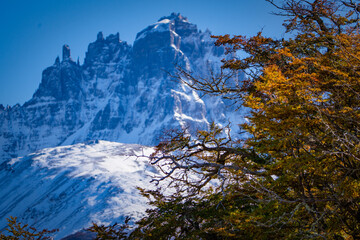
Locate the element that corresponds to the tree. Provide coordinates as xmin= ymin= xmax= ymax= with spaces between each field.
xmin=130 ymin=0 xmax=360 ymax=239
xmin=87 ymin=217 xmax=131 ymax=240
xmin=0 ymin=216 xmax=57 ymax=240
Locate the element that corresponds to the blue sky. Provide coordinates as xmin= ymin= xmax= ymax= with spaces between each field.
xmin=0 ymin=0 xmax=287 ymax=106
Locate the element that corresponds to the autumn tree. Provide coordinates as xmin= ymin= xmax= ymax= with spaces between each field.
xmin=128 ymin=0 xmax=360 ymax=239
xmin=0 ymin=217 xmax=57 ymax=240
xmin=87 ymin=217 xmax=131 ymax=240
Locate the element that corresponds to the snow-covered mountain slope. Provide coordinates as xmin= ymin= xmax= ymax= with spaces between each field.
xmin=0 ymin=140 xmax=156 ymax=239
xmin=0 ymin=13 xmax=245 ymax=162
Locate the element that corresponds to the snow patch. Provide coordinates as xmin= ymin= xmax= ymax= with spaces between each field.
xmin=0 ymin=141 xmax=157 ymax=239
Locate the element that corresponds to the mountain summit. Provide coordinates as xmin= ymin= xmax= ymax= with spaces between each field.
xmin=0 ymin=14 xmax=244 ymax=162
xmin=0 ymin=14 xmax=246 ymax=239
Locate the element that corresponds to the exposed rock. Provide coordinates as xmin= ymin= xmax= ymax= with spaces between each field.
xmin=0 ymin=14 xmax=246 ymax=163
xmin=62 ymin=44 xmax=71 ymax=61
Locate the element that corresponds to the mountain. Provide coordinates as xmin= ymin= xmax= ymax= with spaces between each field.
xmin=0 ymin=140 xmax=155 ymax=239
xmin=0 ymin=13 xmax=244 ymax=162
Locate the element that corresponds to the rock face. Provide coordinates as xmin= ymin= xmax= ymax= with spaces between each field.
xmin=0 ymin=13 xmax=244 ymax=162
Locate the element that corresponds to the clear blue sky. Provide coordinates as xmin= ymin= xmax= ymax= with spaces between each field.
xmin=0 ymin=0 xmax=287 ymax=106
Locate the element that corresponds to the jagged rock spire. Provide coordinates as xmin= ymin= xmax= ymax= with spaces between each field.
xmin=54 ymin=56 xmax=60 ymax=65
xmin=62 ymin=44 xmax=71 ymax=61
xmin=106 ymin=32 xmax=120 ymax=42
xmin=159 ymin=12 xmax=188 ymax=22
xmin=97 ymin=32 xmax=104 ymax=41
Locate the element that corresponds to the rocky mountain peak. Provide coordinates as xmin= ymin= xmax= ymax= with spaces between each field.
xmin=0 ymin=14 xmax=247 ymax=239
xmin=135 ymin=12 xmax=197 ymax=41
xmin=31 ymin=44 xmax=82 ymax=101
xmin=106 ymin=32 xmax=120 ymax=42
xmin=0 ymin=13 xmax=242 ymax=164
xmin=84 ymin=32 xmax=130 ymax=68
xmin=158 ymin=12 xmax=188 ymax=22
